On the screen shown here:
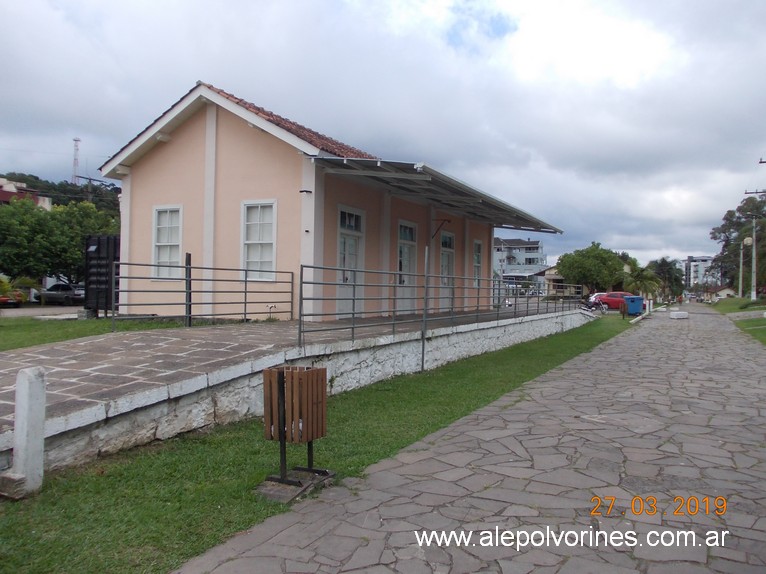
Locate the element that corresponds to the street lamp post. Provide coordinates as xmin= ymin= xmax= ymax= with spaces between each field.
xmin=740 ymin=236 xmax=753 ymax=298
xmin=750 ymin=215 xmax=757 ymax=301
xmin=739 ymin=242 xmax=744 ymax=298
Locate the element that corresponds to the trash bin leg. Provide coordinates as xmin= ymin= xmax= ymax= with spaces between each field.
xmin=294 ymin=440 xmax=331 ymax=476
xmin=277 ymin=372 xmax=287 ymax=481
xmin=267 ymin=371 xmax=302 ymax=487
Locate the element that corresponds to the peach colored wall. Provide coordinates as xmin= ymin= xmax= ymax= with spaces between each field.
xmin=314 ymin=183 xmax=495 ymax=317
xmin=320 ymin=175 xmax=385 ymax=316
xmin=129 ymin=107 xmax=206 ymax=265
xmin=124 ymin=106 xmax=304 ymax=318
xmin=124 ymin=104 xmax=496 ymax=319
xmin=124 ymin=108 xmax=207 ymax=316
xmin=388 ymin=198 xmax=430 ymax=274
xmin=211 ymin=108 xmax=303 ymax=317
xmin=213 ymin=108 xmax=304 ymax=273
xmin=322 ymin=175 xmax=383 ymax=271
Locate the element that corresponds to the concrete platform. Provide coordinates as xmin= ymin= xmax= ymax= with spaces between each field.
xmin=0 ymin=307 xmax=590 ymax=469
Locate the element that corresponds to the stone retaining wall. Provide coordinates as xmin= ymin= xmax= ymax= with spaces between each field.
xmin=13 ymin=310 xmax=591 ymax=470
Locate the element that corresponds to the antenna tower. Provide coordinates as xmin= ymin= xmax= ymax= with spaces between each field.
xmin=72 ymin=137 xmax=81 ymax=184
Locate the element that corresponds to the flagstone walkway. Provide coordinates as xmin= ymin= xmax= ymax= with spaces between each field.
xmin=175 ymin=304 xmax=766 ymax=574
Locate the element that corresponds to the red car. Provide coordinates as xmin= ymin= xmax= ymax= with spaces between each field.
xmin=595 ymin=291 xmax=634 ymax=309
xmin=0 ymin=290 xmax=24 ymax=308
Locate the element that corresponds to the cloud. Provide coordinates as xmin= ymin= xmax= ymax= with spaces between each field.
xmin=1 ymin=0 xmax=765 ymax=266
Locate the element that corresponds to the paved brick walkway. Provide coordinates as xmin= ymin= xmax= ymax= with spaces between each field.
xmin=175 ymin=305 xmax=766 ymax=573
xmin=0 ymin=317 xmax=428 ymax=433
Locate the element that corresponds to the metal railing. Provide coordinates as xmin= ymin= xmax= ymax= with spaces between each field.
xmin=298 ymin=263 xmax=583 ymax=346
xmin=110 ymin=254 xmax=294 ymax=330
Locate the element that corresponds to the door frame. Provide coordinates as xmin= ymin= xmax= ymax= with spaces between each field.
xmin=337 ymin=206 xmax=365 ymax=317
xmin=396 ymin=220 xmax=418 ymax=314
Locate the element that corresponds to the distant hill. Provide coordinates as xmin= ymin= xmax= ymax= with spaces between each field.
xmin=1 ymin=172 xmax=120 ymax=217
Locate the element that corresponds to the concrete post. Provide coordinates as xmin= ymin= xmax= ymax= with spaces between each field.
xmin=0 ymin=367 xmax=46 ymax=499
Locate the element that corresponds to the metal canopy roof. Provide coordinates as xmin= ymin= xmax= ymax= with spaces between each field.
xmin=313 ymin=158 xmax=562 ymax=234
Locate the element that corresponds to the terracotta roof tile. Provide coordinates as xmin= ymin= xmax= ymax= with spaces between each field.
xmin=100 ymin=82 xmax=377 ymax=174
xmin=199 ymin=82 xmax=377 ymax=159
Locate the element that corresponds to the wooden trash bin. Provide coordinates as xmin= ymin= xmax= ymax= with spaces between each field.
xmin=263 ymin=366 xmax=328 ymax=486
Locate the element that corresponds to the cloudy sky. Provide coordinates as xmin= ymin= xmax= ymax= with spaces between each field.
xmin=2 ymin=0 xmax=765 ymax=264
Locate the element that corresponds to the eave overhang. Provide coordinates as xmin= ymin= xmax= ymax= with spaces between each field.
xmin=313 ymin=158 xmax=562 ymax=234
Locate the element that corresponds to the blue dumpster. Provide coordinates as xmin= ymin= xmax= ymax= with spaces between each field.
xmin=624 ymin=296 xmax=644 ymax=315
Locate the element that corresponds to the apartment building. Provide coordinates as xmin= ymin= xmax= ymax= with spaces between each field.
xmin=493 ymin=237 xmax=548 ymax=289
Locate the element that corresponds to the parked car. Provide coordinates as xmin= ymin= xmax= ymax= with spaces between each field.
xmin=588 ymin=292 xmax=606 ymax=304
xmin=0 ymin=290 xmax=24 ymax=308
xmin=41 ymin=283 xmax=85 ymax=305
xmin=594 ymin=291 xmax=634 ymax=309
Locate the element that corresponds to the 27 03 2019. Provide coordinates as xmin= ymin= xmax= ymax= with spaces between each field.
xmin=590 ymin=495 xmax=727 ymax=517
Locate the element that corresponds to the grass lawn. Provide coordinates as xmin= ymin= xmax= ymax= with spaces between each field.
xmin=710 ymin=297 xmax=766 ymax=314
xmin=0 ymin=315 xmax=631 ymax=574
xmin=0 ymin=316 xmax=191 ymax=352
xmin=0 ymin=314 xmax=279 ymax=352
xmin=734 ymin=317 xmax=766 ymax=345
xmin=706 ymin=297 xmax=766 ymax=345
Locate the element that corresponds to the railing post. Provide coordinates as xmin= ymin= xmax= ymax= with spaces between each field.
xmin=298 ymin=266 xmax=305 ymax=346
xmin=351 ymin=270 xmax=357 ymax=343
xmin=111 ymin=260 xmax=117 ymax=333
xmin=525 ymin=287 xmax=530 ymax=316
xmin=185 ymin=252 xmax=192 ymax=327
xmin=392 ymin=272 xmax=398 ymax=337
xmin=421 ymin=246 xmax=430 ymax=372
xmin=475 ymin=280 xmax=480 ymax=323
xmin=243 ymin=269 xmax=249 ymax=323
xmin=495 ymin=278 xmax=501 ymax=321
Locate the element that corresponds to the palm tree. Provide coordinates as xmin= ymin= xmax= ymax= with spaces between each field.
xmin=623 ymin=264 xmax=660 ymax=299
xmin=648 ymin=257 xmax=684 ymax=301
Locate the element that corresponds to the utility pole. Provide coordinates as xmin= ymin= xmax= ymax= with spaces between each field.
xmin=74 ymin=175 xmax=109 ymax=202
xmin=750 ymin=214 xmax=757 ymax=301
xmin=742 ymin=158 xmax=764 ymax=299
xmin=72 ymin=138 xmax=81 ymax=184
xmin=744 ymin=158 xmax=765 ymax=195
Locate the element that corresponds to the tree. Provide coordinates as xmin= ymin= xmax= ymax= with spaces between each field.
xmin=623 ymin=262 xmax=660 ymax=298
xmin=710 ymin=195 xmax=766 ymax=293
xmin=556 ymin=242 xmax=625 ymax=293
xmin=0 ymin=198 xmax=118 ymax=283
xmin=647 ymin=257 xmax=684 ymax=301
xmin=0 ymin=198 xmax=53 ymax=279
xmin=48 ymin=202 xmax=119 ymax=282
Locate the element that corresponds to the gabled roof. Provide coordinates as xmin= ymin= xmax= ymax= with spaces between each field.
xmin=100 ymin=83 xmax=562 ymax=234
xmin=100 ymin=81 xmax=375 ymax=177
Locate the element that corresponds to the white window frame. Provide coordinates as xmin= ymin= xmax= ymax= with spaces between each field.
xmin=152 ymin=205 xmax=183 ymax=279
xmin=473 ymin=240 xmax=483 ymax=287
xmin=241 ymin=200 xmax=277 ymax=281
xmin=398 ymin=221 xmax=417 ymax=244
xmin=337 ymin=206 xmax=365 ymax=274
xmin=397 ymin=220 xmax=417 ymax=283
xmin=339 ymin=207 xmax=363 ymax=235
xmin=440 ymin=231 xmax=455 ymax=286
